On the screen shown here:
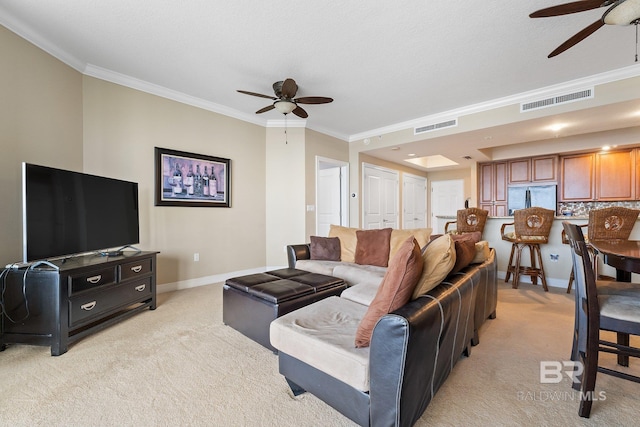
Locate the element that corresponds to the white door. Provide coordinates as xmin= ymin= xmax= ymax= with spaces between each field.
xmin=316 ymin=158 xmax=349 ymax=236
xmin=431 ymin=179 xmax=464 ymax=233
xmin=403 ymin=174 xmax=427 ymax=228
xmin=363 ymin=164 xmax=398 ymax=229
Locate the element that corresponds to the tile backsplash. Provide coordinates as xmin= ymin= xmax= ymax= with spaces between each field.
xmin=558 ymin=200 xmax=640 ymax=217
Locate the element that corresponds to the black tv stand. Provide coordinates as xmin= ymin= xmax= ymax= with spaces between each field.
xmin=1 ymin=251 xmax=158 ymax=356
xmin=99 ymin=245 xmax=141 ymax=257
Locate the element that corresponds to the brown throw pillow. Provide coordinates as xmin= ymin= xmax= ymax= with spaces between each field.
xmin=309 ymin=236 xmax=341 ymax=261
xmin=451 ymin=231 xmax=481 ymax=244
xmin=450 ymin=239 xmax=476 ymax=274
xmin=354 ymin=228 xmax=392 ymax=267
xmin=355 ymin=237 xmax=423 ymax=348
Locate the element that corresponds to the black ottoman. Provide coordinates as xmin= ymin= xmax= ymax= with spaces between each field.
xmin=222 ymin=268 xmax=346 ymax=352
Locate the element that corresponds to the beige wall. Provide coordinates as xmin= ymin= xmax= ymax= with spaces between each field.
xmin=265 ymin=126 xmax=306 ymax=267
xmin=0 ymin=26 xmax=83 ymax=266
xmin=82 ymin=77 xmax=267 ymax=285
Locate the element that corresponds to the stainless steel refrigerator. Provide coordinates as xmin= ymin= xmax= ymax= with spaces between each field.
xmin=507 ymin=185 xmax=557 ymax=216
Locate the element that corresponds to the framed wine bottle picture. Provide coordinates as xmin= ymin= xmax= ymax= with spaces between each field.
xmin=155 ymin=147 xmax=230 ymax=207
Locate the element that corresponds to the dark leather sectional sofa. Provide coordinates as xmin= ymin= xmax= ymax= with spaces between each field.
xmin=271 ymin=245 xmax=498 ymax=426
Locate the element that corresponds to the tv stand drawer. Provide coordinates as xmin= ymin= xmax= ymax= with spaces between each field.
xmin=69 ymin=267 xmax=117 ymax=295
xmin=120 ymin=258 xmax=153 ymax=281
xmin=69 ymin=276 xmax=153 ymax=327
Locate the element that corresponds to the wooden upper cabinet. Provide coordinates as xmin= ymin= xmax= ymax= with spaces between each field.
xmin=508 ymin=159 xmax=530 ymax=184
xmin=560 ymin=153 xmax=595 ymax=201
xmin=478 ymin=161 xmax=507 ymax=216
xmin=595 ymin=149 xmax=635 ymax=200
xmin=532 ymin=156 xmax=557 ymax=182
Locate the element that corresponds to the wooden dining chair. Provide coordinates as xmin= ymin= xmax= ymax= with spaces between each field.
xmin=561 ymin=223 xmax=588 ymax=293
xmin=562 ymin=221 xmax=640 ymax=418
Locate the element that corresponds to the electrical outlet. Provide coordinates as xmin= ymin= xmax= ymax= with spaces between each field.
xmin=194 ymin=253 xmax=200 ymax=262
xmin=550 ymin=254 xmax=559 ymax=262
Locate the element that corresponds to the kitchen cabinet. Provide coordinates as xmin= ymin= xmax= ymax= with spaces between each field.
xmin=560 ymin=149 xmax=635 ymax=202
xmin=595 ymin=149 xmax=635 ymax=200
xmin=508 ymin=159 xmax=530 ymax=184
xmin=509 ymin=156 xmax=557 ymax=184
xmin=560 ymin=153 xmax=595 ymax=201
xmin=479 ymin=161 xmax=507 ymax=216
xmin=531 ymin=156 xmax=557 ymax=182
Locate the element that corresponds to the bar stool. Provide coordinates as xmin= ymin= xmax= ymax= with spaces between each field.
xmin=501 ymin=207 xmax=555 ymax=291
xmin=444 ymin=208 xmax=488 ymax=238
xmin=588 ymin=207 xmax=640 ymax=280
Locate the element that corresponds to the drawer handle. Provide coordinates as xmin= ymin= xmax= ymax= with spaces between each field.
xmin=131 ymin=265 xmax=143 ymax=273
xmin=81 ymin=301 xmax=97 ymax=311
xmin=86 ymin=275 xmax=102 ymax=284
xmin=135 ymin=284 xmax=146 ymax=292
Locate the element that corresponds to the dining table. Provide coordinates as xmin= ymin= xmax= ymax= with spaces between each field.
xmin=589 ymin=239 xmax=640 ymax=283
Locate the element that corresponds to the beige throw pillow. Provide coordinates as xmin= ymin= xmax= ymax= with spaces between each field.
xmin=411 ymin=234 xmax=456 ymax=299
xmin=472 ymin=241 xmax=491 ymax=264
xmin=328 ymin=225 xmax=359 ymax=263
xmin=389 ymin=228 xmax=432 ymax=260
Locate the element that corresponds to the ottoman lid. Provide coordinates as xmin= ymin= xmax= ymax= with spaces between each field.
xmin=292 ymin=273 xmax=345 ymax=291
xmin=247 ymin=279 xmax=314 ymax=303
xmin=225 ymin=273 xmax=279 ymax=293
xmin=265 ymin=268 xmax=309 ymax=280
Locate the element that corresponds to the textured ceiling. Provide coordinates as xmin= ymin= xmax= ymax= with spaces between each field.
xmin=2 ymin=0 xmax=640 ymax=167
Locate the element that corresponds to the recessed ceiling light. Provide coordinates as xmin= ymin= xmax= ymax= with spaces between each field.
xmin=408 ymin=153 xmax=416 ymax=157
xmin=391 ymin=147 xmax=400 ymax=151
xmin=548 ymin=123 xmax=566 ymax=132
xmin=602 ymin=145 xmax=611 ymax=151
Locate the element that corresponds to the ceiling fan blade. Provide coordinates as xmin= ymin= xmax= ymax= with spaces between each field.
xmin=281 ymin=78 xmax=298 ymax=99
xmin=548 ymin=19 xmax=604 ymax=57
xmin=292 ymin=105 xmax=308 ymax=118
xmin=530 ymin=0 xmax=609 ymax=18
xmin=294 ymin=96 xmax=334 ymax=104
xmin=237 ymin=90 xmax=277 ymax=100
xmin=256 ymin=105 xmax=275 ymax=114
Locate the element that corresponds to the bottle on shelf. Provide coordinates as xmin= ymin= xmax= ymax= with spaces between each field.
xmin=195 ymin=164 xmax=203 ymax=196
xmin=202 ymin=166 xmax=210 ymax=196
xmin=209 ymin=167 xmax=218 ymax=198
xmin=172 ymin=162 xmax=182 ymax=195
xmin=185 ymin=164 xmax=194 ymax=196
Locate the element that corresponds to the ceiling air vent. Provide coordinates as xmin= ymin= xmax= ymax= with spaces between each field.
xmin=520 ymin=88 xmax=593 ymax=112
xmin=414 ymin=118 xmax=458 ymax=135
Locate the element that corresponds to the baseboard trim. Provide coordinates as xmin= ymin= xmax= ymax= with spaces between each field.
xmin=156 ymin=265 xmax=287 ymax=294
xmin=497 ymin=271 xmax=569 ymax=290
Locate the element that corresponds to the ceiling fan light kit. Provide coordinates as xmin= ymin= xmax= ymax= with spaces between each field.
xmin=530 ymin=0 xmax=640 ymax=58
xmin=274 ymin=100 xmax=297 ymax=114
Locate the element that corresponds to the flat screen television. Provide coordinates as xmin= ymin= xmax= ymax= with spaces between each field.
xmin=22 ymin=163 xmax=140 ymax=263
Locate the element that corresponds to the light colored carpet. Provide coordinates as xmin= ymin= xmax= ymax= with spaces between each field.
xmin=1 ymin=281 xmax=639 ymax=426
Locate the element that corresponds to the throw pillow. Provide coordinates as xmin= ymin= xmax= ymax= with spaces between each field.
xmin=450 ymin=231 xmax=482 ymax=244
xmin=471 ymin=241 xmax=491 ymax=264
xmin=328 ymin=225 xmax=359 ymax=263
xmin=309 ymin=236 xmax=341 ymax=261
xmin=355 ymin=237 xmax=423 ymax=348
xmin=411 ymin=234 xmax=456 ymax=299
xmin=355 ymin=228 xmax=392 ymax=267
xmin=450 ymin=239 xmax=476 ymax=274
xmin=389 ymin=228 xmax=432 ymax=259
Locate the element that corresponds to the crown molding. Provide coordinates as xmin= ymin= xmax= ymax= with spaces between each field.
xmin=0 ymin=8 xmax=85 ymax=72
xmin=84 ymin=64 xmax=266 ymax=127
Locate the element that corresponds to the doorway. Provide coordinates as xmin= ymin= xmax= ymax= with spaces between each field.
xmin=316 ymin=157 xmax=349 ymax=236
xmin=431 ymin=179 xmax=464 ymax=233
xmin=403 ymin=173 xmax=427 ymax=228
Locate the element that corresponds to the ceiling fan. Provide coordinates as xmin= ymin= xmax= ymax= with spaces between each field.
xmin=530 ymin=0 xmax=640 ymax=58
xmin=237 ymin=78 xmax=333 ymax=119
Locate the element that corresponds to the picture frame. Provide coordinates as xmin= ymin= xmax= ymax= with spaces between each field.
xmin=155 ymin=147 xmax=230 ymax=207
